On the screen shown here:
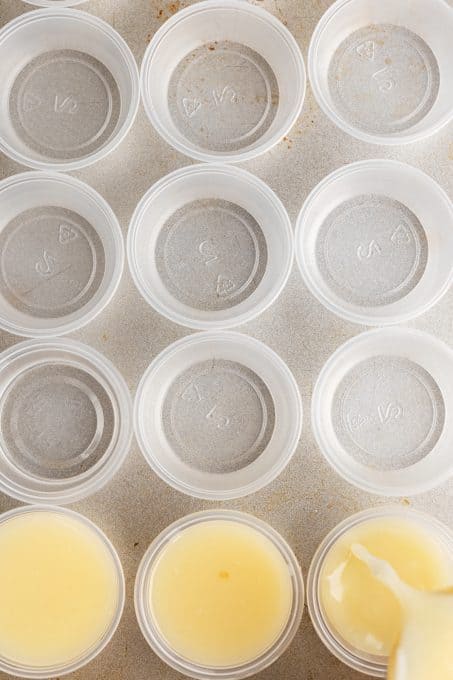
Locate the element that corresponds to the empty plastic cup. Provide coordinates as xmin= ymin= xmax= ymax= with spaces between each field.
xmin=309 ymin=0 xmax=453 ymax=144
xmin=295 ymin=160 xmax=453 ymax=326
xmin=312 ymin=328 xmax=453 ymax=496
xmin=0 ymin=9 xmax=139 ymax=170
xmin=0 ymin=171 xmax=124 ymax=337
xmin=0 ymin=338 xmax=132 ymax=504
xmin=140 ymin=0 xmax=306 ymax=162
xmin=134 ymin=331 xmax=302 ymax=500
xmin=127 ymin=164 xmax=294 ymax=330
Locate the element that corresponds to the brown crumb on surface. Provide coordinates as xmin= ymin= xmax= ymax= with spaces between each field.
xmin=102 ymin=332 xmax=108 ymax=342
xmin=134 ymin=541 xmax=140 ymax=547
xmin=283 ymin=135 xmax=292 ymax=149
xmin=155 ymin=1 xmax=181 ymax=22
xmin=401 ymin=497 xmax=411 ymax=506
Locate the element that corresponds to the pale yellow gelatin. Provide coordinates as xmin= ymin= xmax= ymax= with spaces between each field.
xmin=149 ymin=519 xmax=293 ymax=667
xmin=0 ymin=510 xmax=120 ymax=668
xmin=319 ymin=517 xmax=453 ymax=657
xmin=352 ymin=543 xmax=453 ymax=680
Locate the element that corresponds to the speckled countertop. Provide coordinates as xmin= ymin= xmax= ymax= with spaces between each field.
xmin=0 ymin=0 xmax=452 ymax=678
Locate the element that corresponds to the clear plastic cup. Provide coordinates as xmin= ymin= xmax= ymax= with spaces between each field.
xmin=312 ymin=327 xmax=453 ymax=496
xmin=295 ymin=160 xmax=453 ymax=326
xmin=127 ymin=164 xmax=294 ymax=330
xmin=0 ymin=9 xmax=139 ymax=171
xmin=308 ymin=0 xmax=453 ymax=145
xmin=0 ymin=171 xmax=124 ymax=338
xmin=0 ymin=504 xmax=125 ymax=679
xmin=135 ymin=509 xmax=304 ymax=680
xmin=0 ymin=337 xmax=133 ymax=505
xmin=140 ymin=0 xmax=306 ymax=163
xmin=307 ymin=505 xmax=453 ymax=677
xmin=134 ymin=331 xmax=302 ymax=500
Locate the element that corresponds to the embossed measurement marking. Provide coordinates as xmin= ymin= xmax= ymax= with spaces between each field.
xmin=355 ymin=38 xmax=396 ymax=93
xmin=54 ymin=95 xmax=79 ymax=114
xmin=347 ymin=413 xmax=369 ymax=432
xmin=35 ymin=250 xmax=57 ymax=277
xmin=356 ymin=240 xmax=382 ymax=261
xmin=198 ymin=240 xmax=219 ymax=266
xmin=180 ymin=380 xmax=231 ymax=429
xmin=182 ymin=85 xmax=239 ymax=118
xmin=206 ymin=404 xmax=230 ymax=429
xmin=372 ymin=66 xmax=395 ymax=92
xmin=212 ymin=85 xmax=238 ymax=107
xmin=378 ymin=401 xmax=403 ymax=425
xmin=355 ymin=222 xmax=412 ymax=262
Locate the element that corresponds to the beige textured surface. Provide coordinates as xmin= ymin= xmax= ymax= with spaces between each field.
xmin=0 ymin=0 xmax=452 ymax=678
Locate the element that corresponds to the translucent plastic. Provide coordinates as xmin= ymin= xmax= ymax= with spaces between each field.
xmin=140 ymin=0 xmax=306 ymax=163
xmin=307 ymin=506 xmax=453 ymax=677
xmin=0 ymin=172 xmax=124 ymax=338
xmin=135 ymin=510 xmax=304 ymax=679
xmin=0 ymin=338 xmax=133 ymax=505
xmin=0 ymin=9 xmax=139 ymax=171
xmin=309 ymin=0 xmax=453 ymax=144
xmin=312 ymin=328 xmax=453 ymax=496
xmin=295 ymin=160 xmax=453 ymax=326
xmin=0 ymin=504 xmax=124 ymax=679
xmin=134 ymin=332 xmax=302 ymax=500
xmin=127 ymin=164 xmax=294 ymax=330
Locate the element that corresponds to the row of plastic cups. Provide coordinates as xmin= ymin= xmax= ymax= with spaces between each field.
xmin=2 ymin=504 xmax=452 ymax=678
xmin=1 ymin=159 xmax=452 ymax=339
xmin=2 ymin=324 xmax=453 ymax=506
xmin=3 ymin=0 xmax=453 ymax=171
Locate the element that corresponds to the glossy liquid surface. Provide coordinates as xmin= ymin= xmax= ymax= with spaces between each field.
xmin=149 ymin=519 xmax=293 ymax=667
xmin=0 ymin=510 xmax=119 ymax=668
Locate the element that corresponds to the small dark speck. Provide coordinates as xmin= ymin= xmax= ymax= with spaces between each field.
xmin=134 ymin=541 xmax=140 ymax=548
xmin=208 ymin=46 xmax=215 ymax=51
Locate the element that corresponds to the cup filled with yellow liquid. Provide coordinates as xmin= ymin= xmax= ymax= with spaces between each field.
xmin=135 ymin=510 xmax=304 ymax=679
xmin=0 ymin=505 xmax=124 ymax=678
xmin=307 ymin=506 xmax=453 ymax=676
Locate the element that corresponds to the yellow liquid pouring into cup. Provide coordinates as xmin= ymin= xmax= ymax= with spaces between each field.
xmin=352 ymin=543 xmax=453 ymax=680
